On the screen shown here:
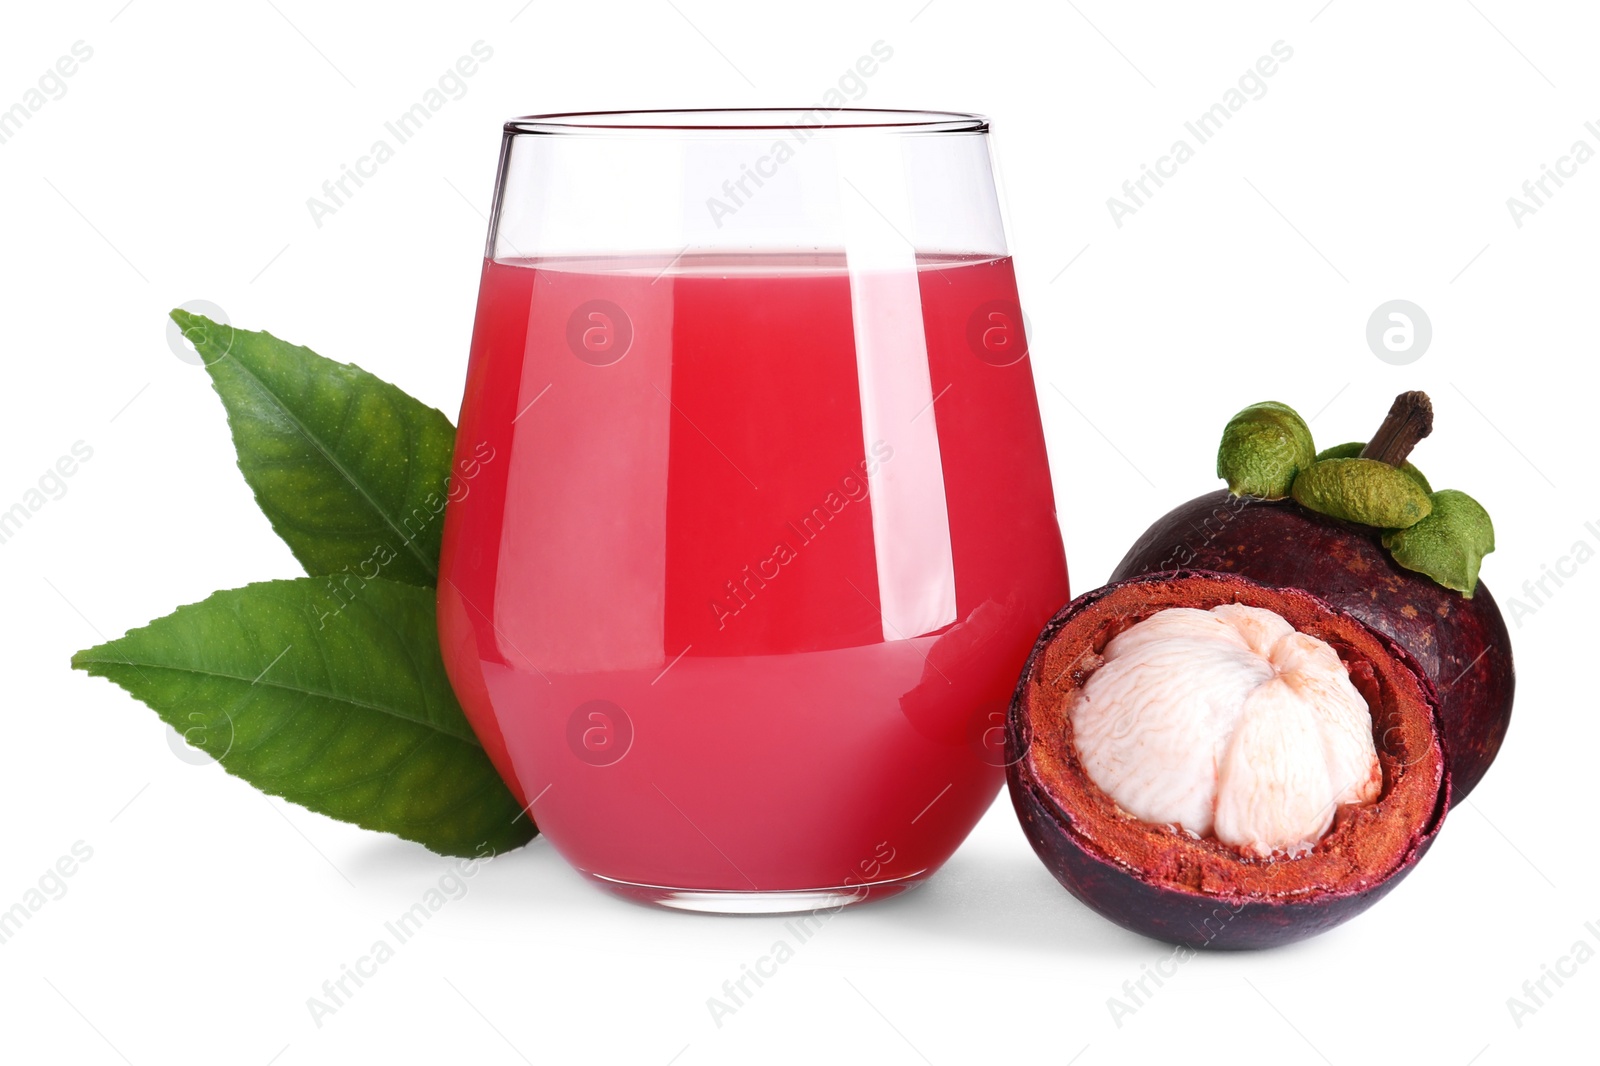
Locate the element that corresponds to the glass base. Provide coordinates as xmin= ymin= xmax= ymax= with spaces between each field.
xmin=583 ymin=870 xmax=928 ymax=914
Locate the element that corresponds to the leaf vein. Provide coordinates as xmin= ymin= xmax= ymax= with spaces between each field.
xmin=225 ymin=354 xmax=437 ymax=579
xmin=78 ymin=657 xmax=481 ymax=746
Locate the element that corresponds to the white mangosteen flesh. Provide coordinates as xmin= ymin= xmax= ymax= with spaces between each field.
xmin=1069 ymin=604 xmax=1382 ymax=858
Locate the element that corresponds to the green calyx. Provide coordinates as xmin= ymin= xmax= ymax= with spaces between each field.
xmin=1211 ymin=393 xmax=1498 ymax=597
xmin=1315 ymin=441 xmax=1431 ymax=494
xmin=1291 ymin=457 xmax=1433 ymax=528
xmin=1216 ymin=401 xmax=1316 ymax=499
xmin=1382 ymin=490 xmax=1496 ymax=597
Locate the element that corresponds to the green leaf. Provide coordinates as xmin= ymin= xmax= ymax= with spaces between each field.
xmin=172 ymin=310 xmax=455 ymax=588
xmin=72 ymin=578 xmax=533 ymax=857
xmin=1216 ymin=400 xmax=1315 ymax=499
xmin=1291 ymin=457 xmax=1433 ymax=528
xmin=1315 ymin=441 xmax=1431 ymax=493
xmin=1382 ymin=489 xmax=1496 ymax=597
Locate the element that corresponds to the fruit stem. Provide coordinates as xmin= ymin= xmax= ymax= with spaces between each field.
xmin=1360 ymin=391 xmax=1433 ymax=467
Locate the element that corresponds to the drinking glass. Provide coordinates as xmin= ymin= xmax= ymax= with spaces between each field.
xmin=438 ymin=109 xmax=1069 ymax=912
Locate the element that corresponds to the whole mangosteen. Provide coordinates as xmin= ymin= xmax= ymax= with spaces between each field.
xmin=1111 ymin=392 xmax=1512 ymax=803
xmin=1005 ymin=392 xmax=1511 ymax=948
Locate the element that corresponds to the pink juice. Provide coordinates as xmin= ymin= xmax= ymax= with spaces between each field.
xmin=438 ymin=252 xmax=1068 ymax=898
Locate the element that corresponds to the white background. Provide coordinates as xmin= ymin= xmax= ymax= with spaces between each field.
xmin=3 ymin=1 xmax=1596 ymax=1063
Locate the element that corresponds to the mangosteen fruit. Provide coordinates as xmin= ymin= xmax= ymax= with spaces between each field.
xmin=1007 ymin=571 xmax=1447 ymax=949
xmin=1111 ymin=392 xmax=1513 ymax=803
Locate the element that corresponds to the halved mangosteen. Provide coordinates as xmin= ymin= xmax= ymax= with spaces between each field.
xmin=1006 ymin=570 xmax=1448 ymax=949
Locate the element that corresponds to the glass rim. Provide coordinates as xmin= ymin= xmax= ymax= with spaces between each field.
xmin=504 ymin=108 xmax=988 ymax=135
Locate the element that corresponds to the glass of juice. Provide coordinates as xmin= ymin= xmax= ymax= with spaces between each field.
xmin=438 ymin=109 xmax=1069 ymax=912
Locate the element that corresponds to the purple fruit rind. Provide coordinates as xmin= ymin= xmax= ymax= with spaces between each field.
xmin=1007 ymin=772 xmax=1440 ymax=950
